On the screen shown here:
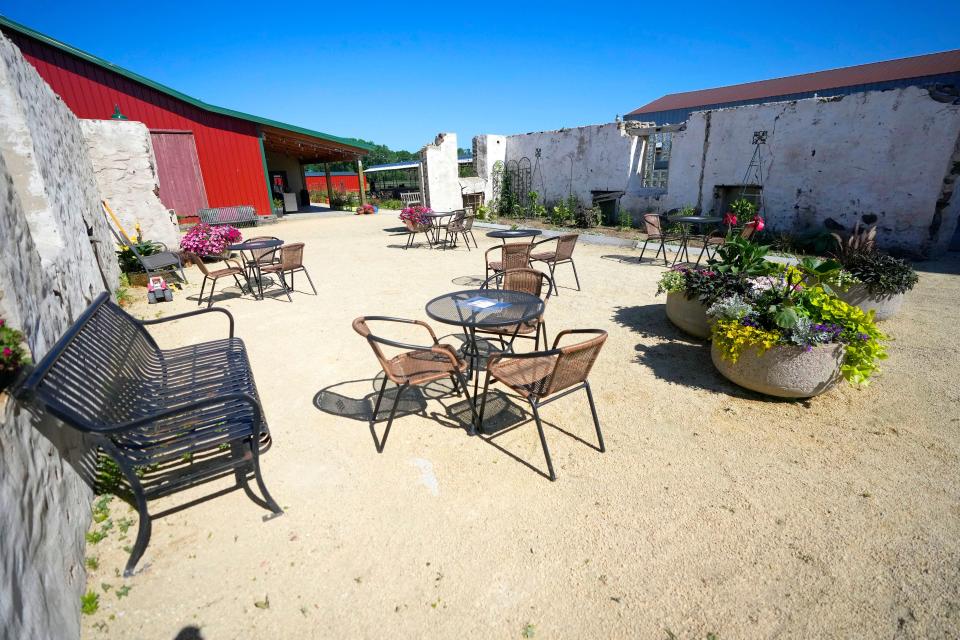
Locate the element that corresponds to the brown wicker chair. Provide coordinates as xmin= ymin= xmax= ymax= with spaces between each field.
xmin=259 ymin=242 xmax=316 ymax=299
xmin=185 ymin=252 xmax=247 ymax=308
xmin=244 ymin=235 xmax=282 ymax=265
xmin=637 ymin=214 xmax=681 ymax=266
xmin=485 ymin=242 xmax=533 ymax=282
xmin=477 ymin=268 xmax=553 ymax=350
xmin=441 ymin=209 xmax=466 ymax=250
xmin=695 ymin=221 xmax=760 ymax=264
xmin=353 ymin=316 xmax=477 ymax=451
xmin=479 ymin=329 xmax=607 ymax=481
xmin=528 ymin=234 xmax=580 ymax=295
xmin=444 ymin=210 xmax=478 ymax=250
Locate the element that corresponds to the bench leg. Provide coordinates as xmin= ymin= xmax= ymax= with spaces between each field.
xmin=100 ymin=444 xmax=152 ymax=577
xmin=236 ymin=440 xmax=283 ymax=517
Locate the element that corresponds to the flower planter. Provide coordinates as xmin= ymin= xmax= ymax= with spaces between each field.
xmin=711 ymin=341 xmax=845 ymax=399
xmin=665 ymin=291 xmax=711 ymax=339
xmin=403 ymin=220 xmax=431 ymax=233
xmin=125 ymin=272 xmax=150 ymax=287
xmin=838 ymin=284 xmax=904 ymax=321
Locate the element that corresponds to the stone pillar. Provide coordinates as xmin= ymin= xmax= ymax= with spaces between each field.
xmin=324 ymin=163 xmax=334 ymax=208
xmin=419 ymin=132 xmax=461 ymax=211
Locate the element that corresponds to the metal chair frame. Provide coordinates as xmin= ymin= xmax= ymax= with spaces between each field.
xmin=477 ymin=268 xmax=553 ymax=350
xmin=528 ymin=234 xmax=581 ymax=295
xmin=14 ymin=293 xmax=281 ymax=576
xmin=638 ymin=214 xmax=681 ymax=266
xmin=186 ymin=252 xmax=248 ymax=307
xmin=478 ymin=329 xmax=606 ymax=481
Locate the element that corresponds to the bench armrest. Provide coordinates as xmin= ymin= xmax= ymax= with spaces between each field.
xmin=138 ymin=306 xmax=234 ymax=338
xmin=97 ymin=392 xmax=262 ymax=435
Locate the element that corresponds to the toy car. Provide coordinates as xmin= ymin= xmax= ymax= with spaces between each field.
xmin=147 ymin=276 xmax=173 ymax=304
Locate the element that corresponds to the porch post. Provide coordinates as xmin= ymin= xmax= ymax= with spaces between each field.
xmin=356 ymin=158 xmax=367 ymax=206
xmin=324 ymin=163 xmax=335 ymax=208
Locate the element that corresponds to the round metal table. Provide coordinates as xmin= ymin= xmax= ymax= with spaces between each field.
xmin=426 ymin=288 xmax=544 ymax=425
xmin=422 ymin=211 xmax=455 ymax=245
xmin=485 ymin=229 xmax=543 ymax=243
xmin=228 ymin=239 xmax=282 ymax=299
xmin=665 ymin=216 xmax=722 ymax=265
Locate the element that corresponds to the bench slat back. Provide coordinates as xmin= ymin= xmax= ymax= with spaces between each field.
xmin=198 ymin=205 xmax=258 ymax=227
xmin=21 ymin=293 xmax=162 ymax=431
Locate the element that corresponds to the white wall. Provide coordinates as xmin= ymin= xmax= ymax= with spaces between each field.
xmin=419 ymin=132 xmax=462 ymax=211
xmin=265 ymin=151 xmax=304 ymax=194
xmin=80 ymin=120 xmax=180 ymax=247
xmin=0 ymin=32 xmax=120 ymax=640
xmin=664 ymin=86 xmax=960 ymax=256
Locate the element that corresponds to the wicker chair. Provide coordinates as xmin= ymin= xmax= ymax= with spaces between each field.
xmin=186 ymin=252 xmax=247 ymax=307
xmin=477 ymin=268 xmax=553 ymax=350
xmin=528 ymin=234 xmax=580 ymax=295
xmin=479 ymin=329 xmax=607 ymax=481
xmin=441 ymin=209 xmax=467 ymax=249
xmin=444 ymin=210 xmax=478 ymax=250
xmin=485 ymin=242 xmax=533 ymax=282
xmin=353 ymin=316 xmax=477 ymax=451
xmin=244 ymin=236 xmax=282 ymax=265
xmin=403 ymin=219 xmax=433 ymax=249
xmin=259 ymin=242 xmax=316 ymax=299
xmin=637 ymin=214 xmax=681 ymax=266
xmin=695 ymin=221 xmax=760 ymax=264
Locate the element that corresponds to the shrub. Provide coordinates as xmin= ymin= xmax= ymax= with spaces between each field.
xmin=179 ymin=223 xmax=242 ymax=256
xmin=328 ymin=186 xmax=357 ymax=210
xmin=374 ymin=198 xmax=404 ymax=210
xmin=0 ymin=318 xmax=30 ymax=390
xmin=841 ymin=251 xmax=918 ymax=296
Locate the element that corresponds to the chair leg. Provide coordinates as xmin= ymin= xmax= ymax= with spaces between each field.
xmin=584 ymin=381 xmax=605 ymax=453
xmin=529 ymin=401 xmax=556 ymax=481
xmin=232 ymin=274 xmax=246 ymax=294
xmin=197 ymin=276 xmax=207 ymax=306
xmin=301 ymin=267 xmax=318 ymax=294
xmin=569 ymin=259 xmax=581 ymax=291
xmin=477 ymin=369 xmax=494 ymax=436
xmin=207 ymin=277 xmax=217 ymax=308
xmin=370 ymin=378 xmax=405 ymax=453
xmin=696 ymin=242 xmax=709 ymax=266
xmin=638 ymin=238 xmax=650 ymax=263
xmin=548 ymin=263 xmax=558 ymax=295
xmin=276 ymin=272 xmax=293 ymax=302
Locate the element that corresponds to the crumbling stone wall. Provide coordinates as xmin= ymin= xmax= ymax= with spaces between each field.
xmin=0 ymin=32 xmax=119 ymax=640
xmin=664 ymin=86 xmax=960 ymax=256
xmin=420 ymin=132 xmax=462 ymax=211
xmin=80 ymin=119 xmax=180 ymax=247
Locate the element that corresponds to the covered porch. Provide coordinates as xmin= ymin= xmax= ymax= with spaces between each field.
xmin=260 ymin=124 xmax=370 ymax=213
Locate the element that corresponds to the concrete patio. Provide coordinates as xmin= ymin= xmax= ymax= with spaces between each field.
xmin=82 ymin=213 xmax=960 ymax=639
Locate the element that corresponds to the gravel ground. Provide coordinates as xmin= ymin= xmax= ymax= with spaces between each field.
xmin=81 ymin=213 xmax=960 ymax=639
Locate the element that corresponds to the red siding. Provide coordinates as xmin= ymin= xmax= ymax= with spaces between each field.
xmin=305 ymin=174 xmax=366 ymax=194
xmin=9 ymin=32 xmax=272 ymax=215
xmin=150 ymin=131 xmax=209 ymax=217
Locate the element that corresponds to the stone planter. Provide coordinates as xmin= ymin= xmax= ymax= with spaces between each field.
xmin=711 ymin=341 xmax=845 ymax=399
xmin=838 ymin=284 xmax=904 ymax=321
xmin=665 ymin=291 xmax=711 ymax=339
xmin=125 ymin=271 xmax=149 ymax=287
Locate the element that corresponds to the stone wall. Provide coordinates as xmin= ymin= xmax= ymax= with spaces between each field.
xmin=80 ymin=119 xmax=180 ymax=248
xmin=419 ymin=132 xmax=462 ymax=211
xmin=663 ymin=87 xmax=960 ymax=256
xmin=0 ymin=32 xmax=119 ymax=640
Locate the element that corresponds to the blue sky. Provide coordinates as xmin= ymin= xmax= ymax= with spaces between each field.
xmin=3 ymin=1 xmax=958 ymax=151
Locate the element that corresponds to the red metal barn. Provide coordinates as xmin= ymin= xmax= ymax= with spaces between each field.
xmin=305 ymin=172 xmax=367 ymax=196
xmin=0 ymin=16 xmax=371 ymax=220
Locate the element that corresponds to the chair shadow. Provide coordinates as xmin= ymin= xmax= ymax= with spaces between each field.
xmin=383 ymin=226 xmax=408 ymax=234
xmin=313 ymin=377 xmax=428 ymax=423
xmin=174 ymin=626 xmax=204 ymax=640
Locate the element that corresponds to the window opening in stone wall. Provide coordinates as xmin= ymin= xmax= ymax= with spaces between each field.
xmin=641 ymin=132 xmax=672 ymax=188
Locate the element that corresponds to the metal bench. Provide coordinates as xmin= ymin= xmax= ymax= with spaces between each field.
xmin=198 ymin=205 xmax=260 ymax=228
xmin=400 ymin=192 xmax=422 ymax=207
xmin=15 ymin=292 xmax=282 ymax=576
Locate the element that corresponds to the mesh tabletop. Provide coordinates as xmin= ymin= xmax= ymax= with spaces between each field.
xmin=423 ymin=211 xmax=454 ymax=218
xmin=425 ymin=289 xmax=544 ymax=328
xmin=485 ymin=229 xmax=543 ymax=239
xmin=229 ymin=239 xmax=282 ymax=251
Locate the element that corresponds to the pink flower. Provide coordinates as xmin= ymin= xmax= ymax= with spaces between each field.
xmin=0 ymin=318 xmax=5 ymax=327
xmin=753 ymin=215 xmax=765 ymax=232
xmin=722 ymin=212 xmax=737 ymax=227
xmin=2 ymin=347 xmax=11 ymax=358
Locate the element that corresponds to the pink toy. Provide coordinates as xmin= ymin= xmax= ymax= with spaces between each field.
xmin=147 ymin=276 xmax=173 ymax=304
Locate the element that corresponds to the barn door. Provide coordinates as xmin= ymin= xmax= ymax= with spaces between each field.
xmin=150 ymin=130 xmax=208 ymax=219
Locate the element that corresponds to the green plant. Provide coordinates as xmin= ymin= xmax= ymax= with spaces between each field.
xmin=272 ymin=198 xmax=284 ymax=210
xmin=328 ymin=186 xmax=357 ymax=210
xmin=708 ymin=236 xmax=777 ymax=276
xmin=656 ymin=266 xmax=750 ymax=306
xmin=841 ymin=252 xmax=918 ymax=296
xmin=0 ymin=318 xmax=30 ymax=390
xmin=115 ymin=273 xmax=135 ymax=308
xmin=116 ymin=585 xmax=132 ymax=599
xmin=85 ymin=556 xmax=99 ymax=571
xmin=476 ymin=205 xmax=490 ymax=220
xmin=618 ymin=211 xmax=632 ymax=230
xmin=574 ymin=200 xmax=601 ymax=229
xmin=729 ymin=198 xmax=757 ymax=219
xmin=549 ymin=199 xmax=572 ymax=226
xmin=794 ymin=256 xmax=855 ymax=295
xmin=116 ymin=241 xmax=161 ymax=274
xmin=81 ymin=591 xmax=100 ymax=615
xmin=375 ymin=198 xmax=404 ymax=210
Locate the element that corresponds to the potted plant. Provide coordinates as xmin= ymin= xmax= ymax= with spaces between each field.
xmin=399 ymin=205 xmax=432 ymax=232
xmin=272 ymin=198 xmax=284 ymax=218
xmin=179 ymin=223 xmax=243 ymax=260
xmin=830 ymin=224 xmax=918 ymax=320
xmin=707 ymin=267 xmax=887 ymax=398
xmin=656 ymin=267 xmax=749 ymax=338
xmin=0 ymin=318 xmax=30 ymax=393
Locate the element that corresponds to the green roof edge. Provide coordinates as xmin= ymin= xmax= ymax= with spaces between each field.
xmin=0 ymin=14 xmax=374 ymax=152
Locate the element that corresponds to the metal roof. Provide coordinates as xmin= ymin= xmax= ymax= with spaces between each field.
xmin=364 ymin=157 xmax=473 ymax=173
xmin=627 ymin=49 xmax=960 ymax=119
xmin=0 ymin=14 xmax=374 ymax=152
